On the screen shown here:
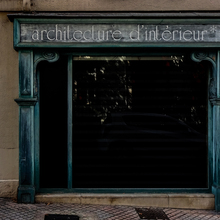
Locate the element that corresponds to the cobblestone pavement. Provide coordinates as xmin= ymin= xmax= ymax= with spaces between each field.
xmin=1 ymin=198 xmax=220 ymax=220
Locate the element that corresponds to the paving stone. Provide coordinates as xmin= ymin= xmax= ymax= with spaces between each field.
xmin=1 ymin=198 xmax=220 ymax=220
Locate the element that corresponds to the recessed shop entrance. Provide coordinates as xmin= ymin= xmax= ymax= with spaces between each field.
xmin=13 ymin=16 xmax=220 ymax=209
xmin=39 ymin=52 xmax=208 ymax=189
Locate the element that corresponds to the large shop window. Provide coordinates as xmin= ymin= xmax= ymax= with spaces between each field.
xmin=39 ymin=53 xmax=208 ymax=189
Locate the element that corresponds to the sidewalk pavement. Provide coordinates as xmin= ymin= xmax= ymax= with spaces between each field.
xmin=1 ymin=197 xmax=220 ymax=220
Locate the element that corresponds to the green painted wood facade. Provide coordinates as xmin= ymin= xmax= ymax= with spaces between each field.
xmin=11 ymin=16 xmax=220 ymax=211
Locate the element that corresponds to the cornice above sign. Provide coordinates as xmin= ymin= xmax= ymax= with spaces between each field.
xmin=13 ymin=18 xmax=220 ymax=48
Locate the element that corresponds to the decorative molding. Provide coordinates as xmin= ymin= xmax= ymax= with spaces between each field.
xmin=33 ymin=51 xmax=59 ymax=96
xmin=191 ymin=52 xmax=216 ymax=67
xmin=15 ymin=98 xmax=38 ymax=106
xmin=7 ymin=12 xmax=220 ymax=22
xmin=34 ymin=51 xmax=60 ymax=66
xmin=17 ymin=185 xmax=35 ymax=203
xmin=191 ymin=51 xmax=217 ymax=100
xmin=210 ymin=98 xmax=220 ymax=106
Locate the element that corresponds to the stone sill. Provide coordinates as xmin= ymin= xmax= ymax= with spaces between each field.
xmin=35 ymin=193 xmax=215 ymax=210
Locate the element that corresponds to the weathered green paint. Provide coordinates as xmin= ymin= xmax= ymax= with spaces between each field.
xmin=19 ymin=50 xmax=217 ymax=203
xmin=13 ymin=19 xmax=20 ymax=49
xmin=34 ymin=100 xmax=40 ymax=192
xmin=14 ymin=18 xmax=220 ymax=24
xmin=67 ymin=55 xmax=73 ymax=189
xmin=211 ymin=51 xmax=220 ymax=211
xmin=15 ymin=50 xmax=36 ymax=203
xmin=15 ymin=99 xmax=37 ymax=203
xmin=13 ymin=18 xmax=220 ymax=49
xmin=12 ymin=17 xmax=220 ymax=211
xmin=217 ymin=51 xmax=220 ymax=99
xmin=191 ymin=52 xmax=217 ymax=196
xmin=33 ymin=55 xmax=42 ymax=192
xmin=37 ymin=188 xmax=211 ymax=194
xmin=19 ymin=51 xmax=33 ymax=97
xmin=208 ymin=70 xmax=214 ymax=193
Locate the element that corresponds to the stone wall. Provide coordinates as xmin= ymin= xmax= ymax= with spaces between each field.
xmin=0 ymin=12 xmax=19 ymax=198
xmin=0 ymin=0 xmax=220 ymax=12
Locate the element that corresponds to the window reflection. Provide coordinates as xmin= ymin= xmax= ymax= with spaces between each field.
xmin=72 ymin=55 xmax=208 ymax=188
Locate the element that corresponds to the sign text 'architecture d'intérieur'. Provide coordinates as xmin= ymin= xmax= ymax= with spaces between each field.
xmin=20 ymin=24 xmax=220 ymax=43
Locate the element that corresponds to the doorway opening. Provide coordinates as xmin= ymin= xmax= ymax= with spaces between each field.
xmin=39 ymin=56 xmax=68 ymax=188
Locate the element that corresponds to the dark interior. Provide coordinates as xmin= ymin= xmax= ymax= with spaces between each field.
xmin=39 ymin=53 xmax=208 ymax=189
xmin=39 ymin=56 xmax=68 ymax=188
xmin=72 ymin=55 xmax=208 ymax=188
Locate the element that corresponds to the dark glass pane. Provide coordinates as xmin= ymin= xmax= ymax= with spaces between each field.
xmin=72 ymin=55 xmax=208 ymax=188
xmin=39 ymin=57 xmax=68 ymax=188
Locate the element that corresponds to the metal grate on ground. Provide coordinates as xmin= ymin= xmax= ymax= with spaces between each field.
xmin=136 ymin=207 xmax=170 ymax=219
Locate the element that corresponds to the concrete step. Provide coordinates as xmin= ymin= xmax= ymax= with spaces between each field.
xmin=35 ymin=193 xmax=215 ymax=210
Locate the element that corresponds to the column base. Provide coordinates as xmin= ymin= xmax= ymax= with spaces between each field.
xmin=17 ymin=185 xmax=35 ymax=203
xmin=212 ymin=185 xmax=220 ymax=211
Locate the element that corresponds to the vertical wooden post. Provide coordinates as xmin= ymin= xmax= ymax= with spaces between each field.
xmin=15 ymin=51 xmax=60 ymax=202
xmin=15 ymin=50 xmax=37 ymax=203
xmin=211 ymin=51 xmax=220 ymax=211
xmin=212 ymin=104 xmax=220 ymax=211
xmin=191 ymin=52 xmax=220 ymax=210
xmin=67 ymin=55 xmax=73 ymax=189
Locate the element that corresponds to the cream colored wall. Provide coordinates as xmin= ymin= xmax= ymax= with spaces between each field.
xmin=31 ymin=0 xmax=220 ymax=11
xmin=0 ymin=12 xmax=19 ymax=197
xmin=1 ymin=0 xmax=220 ymax=11
xmin=0 ymin=1 xmax=22 ymax=11
xmin=0 ymin=0 xmax=218 ymax=199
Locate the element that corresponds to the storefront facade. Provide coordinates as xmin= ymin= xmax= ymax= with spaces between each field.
xmin=1 ymin=0 xmax=220 ymax=211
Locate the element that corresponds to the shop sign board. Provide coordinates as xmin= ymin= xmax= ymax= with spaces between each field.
xmin=20 ymin=24 xmax=220 ymax=43
xmin=13 ymin=19 xmax=220 ymax=47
